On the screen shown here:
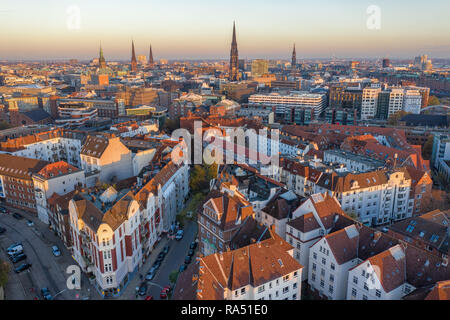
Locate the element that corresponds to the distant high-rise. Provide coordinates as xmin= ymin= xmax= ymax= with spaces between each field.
xmin=131 ymin=40 xmax=137 ymax=72
xmin=99 ymin=43 xmax=106 ymax=69
xmin=382 ymin=58 xmax=390 ymax=68
xmin=291 ymin=43 xmax=297 ymax=68
xmin=229 ymin=21 xmax=239 ymax=82
xmin=149 ymin=45 xmax=154 ymax=66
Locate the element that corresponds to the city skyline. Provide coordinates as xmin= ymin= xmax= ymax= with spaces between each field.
xmin=1 ymin=0 xmax=450 ymax=60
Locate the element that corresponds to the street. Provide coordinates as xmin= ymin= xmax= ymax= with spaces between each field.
xmin=0 ymin=204 xmax=198 ymax=300
xmin=0 ymin=206 xmax=98 ymax=300
xmin=118 ymin=218 xmax=198 ymax=300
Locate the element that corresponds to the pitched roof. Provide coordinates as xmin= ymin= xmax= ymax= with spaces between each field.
xmin=23 ymin=108 xmax=52 ymax=122
xmin=425 ymin=280 xmax=450 ymax=300
xmin=325 ymin=225 xmax=360 ymax=265
xmin=0 ymin=153 xmax=48 ymax=179
xmin=35 ymin=161 xmax=80 ymax=179
xmin=197 ymin=236 xmax=302 ymax=299
xmin=80 ymin=135 xmax=109 ymax=157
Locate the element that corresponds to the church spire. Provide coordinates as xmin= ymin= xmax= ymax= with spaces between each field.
xmin=99 ymin=42 xmax=106 ymax=69
xmin=292 ymin=43 xmax=297 ymax=69
xmin=149 ymin=44 xmax=154 ymax=66
xmin=131 ymin=40 xmax=137 ymax=72
xmin=229 ymin=21 xmax=239 ymax=81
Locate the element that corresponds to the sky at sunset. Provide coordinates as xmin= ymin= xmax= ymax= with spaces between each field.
xmin=1 ymin=0 xmax=449 ymax=60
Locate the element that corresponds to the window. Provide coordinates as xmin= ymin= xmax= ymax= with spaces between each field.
xmin=352 ymin=288 xmax=357 ymax=297
xmin=312 ymin=263 xmax=317 ymax=271
xmin=320 ymin=280 xmax=324 ymax=288
xmin=353 ymin=276 xmax=358 ymax=284
xmin=329 ymin=285 xmax=333 ymax=294
xmin=329 ymin=274 xmax=334 ymax=283
xmin=364 ymin=282 xmax=369 ymax=291
xmin=322 ymin=258 xmax=326 ymax=265
xmin=375 ymin=290 xmax=381 ymax=298
xmin=362 ymin=295 xmax=368 ymax=300
xmin=293 ymin=283 xmax=297 ymax=289
xmin=313 ymin=252 xmax=317 ymax=260
xmin=331 ymin=263 xmax=335 ymax=271
xmin=311 ymin=273 xmax=316 ymax=281
xmin=258 ymin=285 xmax=265 ymax=294
xmin=241 ymin=288 xmax=246 ymax=294
xmin=283 ymin=287 xmax=289 ymax=294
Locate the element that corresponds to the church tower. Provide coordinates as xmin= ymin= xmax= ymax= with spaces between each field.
xmin=99 ymin=42 xmax=106 ymax=69
xmin=131 ymin=40 xmax=137 ymax=72
xmin=149 ymin=45 xmax=154 ymax=66
xmin=229 ymin=21 xmax=239 ymax=81
xmin=292 ymin=43 xmax=297 ymax=68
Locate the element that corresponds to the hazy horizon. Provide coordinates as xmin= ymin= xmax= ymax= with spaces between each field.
xmin=1 ymin=0 xmax=449 ymax=60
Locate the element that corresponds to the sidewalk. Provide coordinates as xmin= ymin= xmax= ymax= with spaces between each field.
xmin=117 ymin=236 xmax=170 ymax=300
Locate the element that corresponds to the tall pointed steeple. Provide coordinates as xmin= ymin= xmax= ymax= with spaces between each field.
xmin=99 ymin=42 xmax=106 ymax=69
xmin=229 ymin=21 xmax=239 ymax=81
xmin=291 ymin=43 xmax=297 ymax=69
xmin=131 ymin=40 xmax=137 ymax=72
xmin=149 ymin=44 xmax=154 ymax=66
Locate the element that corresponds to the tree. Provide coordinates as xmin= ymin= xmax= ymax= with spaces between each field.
xmin=422 ymin=135 xmax=434 ymax=160
xmin=0 ymin=259 xmax=10 ymax=288
xmin=428 ymin=95 xmax=440 ymax=107
xmin=189 ymin=163 xmax=218 ymax=193
xmin=388 ymin=110 xmax=410 ymax=126
xmin=162 ymin=118 xmax=180 ymax=134
xmin=169 ymin=270 xmax=179 ymax=284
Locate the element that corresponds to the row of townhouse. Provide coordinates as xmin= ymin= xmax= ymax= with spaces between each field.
xmin=277 ymin=158 xmax=432 ymax=226
xmin=273 ymin=192 xmax=449 ymax=300
xmin=69 ymin=158 xmax=189 ymax=297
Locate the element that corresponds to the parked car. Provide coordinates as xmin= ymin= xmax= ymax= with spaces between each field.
xmin=11 ymin=253 xmax=27 ymax=263
xmin=188 ymin=249 xmax=195 ymax=257
xmin=156 ymin=252 xmax=165 ymax=263
xmin=41 ymin=288 xmax=53 ymax=300
xmin=381 ymin=227 xmax=389 ymax=233
xmin=0 ymin=226 xmax=6 ymax=234
xmin=162 ymin=245 xmax=170 ymax=255
xmin=14 ymin=263 xmax=32 ymax=273
xmin=0 ymin=207 xmax=7 ymax=213
xmin=160 ymin=286 xmax=171 ymax=299
xmin=7 ymin=244 xmax=24 ymax=256
xmin=138 ymin=282 xmax=148 ymax=296
xmin=175 ymin=230 xmax=184 ymax=241
xmin=145 ymin=267 xmax=157 ymax=281
xmin=52 ymin=245 xmax=61 ymax=257
xmin=27 ymin=220 xmax=34 ymax=227
xmin=189 ymin=242 xmax=197 ymax=250
xmin=153 ymin=261 xmax=161 ymax=270
xmin=184 ymin=255 xmax=191 ymax=265
xmin=7 ymin=242 xmax=22 ymax=250
xmin=145 ymin=295 xmax=153 ymax=300
xmin=12 ymin=213 xmax=23 ymax=220
xmin=179 ymin=264 xmax=187 ymax=273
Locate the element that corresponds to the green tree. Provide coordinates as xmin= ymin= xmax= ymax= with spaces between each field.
xmin=0 ymin=259 xmax=10 ymax=288
xmin=422 ymin=135 xmax=434 ymax=160
xmin=169 ymin=270 xmax=179 ymax=284
xmin=427 ymin=95 xmax=440 ymax=106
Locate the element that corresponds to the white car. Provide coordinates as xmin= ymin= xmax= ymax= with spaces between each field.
xmin=27 ymin=220 xmax=34 ymax=227
xmin=52 ymin=245 xmax=61 ymax=257
xmin=175 ymin=230 xmax=184 ymax=241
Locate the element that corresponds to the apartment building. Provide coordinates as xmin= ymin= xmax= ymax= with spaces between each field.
xmin=361 ymin=87 xmax=381 ymax=120
xmin=69 ymin=191 xmax=143 ymax=297
xmin=0 ymin=154 xmax=48 ymax=213
xmin=0 ymin=129 xmax=83 ymax=168
xmin=308 ymin=225 xmax=361 ymax=299
xmin=32 ymin=161 xmax=85 ymax=224
xmin=248 ymin=92 xmax=326 ymax=124
xmin=47 ymin=190 xmax=77 ymax=249
xmin=285 ymin=193 xmax=351 ymax=281
xmin=197 ymin=234 xmax=303 ymax=300
xmin=198 ymin=187 xmax=254 ymax=256
xmin=347 ymin=245 xmax=413 ymax=300
xmin=80 ymin=134 xmax=134 ymax=185
xmin=323 ymin=149 xmax=384 ymax=173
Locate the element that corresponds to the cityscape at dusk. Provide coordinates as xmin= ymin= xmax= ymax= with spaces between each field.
xmin=0 ymin=0 xmax=448 ymax=312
